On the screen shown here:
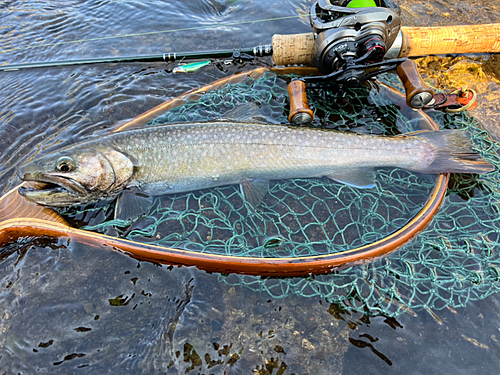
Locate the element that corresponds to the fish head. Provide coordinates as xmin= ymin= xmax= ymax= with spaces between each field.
xmin=17 ymin=147 xmax=134 ymax=207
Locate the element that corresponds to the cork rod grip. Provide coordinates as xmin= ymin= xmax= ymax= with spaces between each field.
xmin=271 ymin=24 xmax=500 ymax=64
xmin=272 ymin=33 xmax=315 ymax=66
xmin=400 ymin=24 xmax=500 ymax=57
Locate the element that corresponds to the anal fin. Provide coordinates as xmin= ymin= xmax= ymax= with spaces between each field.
xmin=326 ymin=167 xmax=375 ymax=189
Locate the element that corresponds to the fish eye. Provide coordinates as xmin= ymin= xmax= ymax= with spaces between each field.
xmin=56 ymin=156 xmax=75 ymax=172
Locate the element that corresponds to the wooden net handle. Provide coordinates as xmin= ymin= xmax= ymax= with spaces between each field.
xmin=400 ymin=24 xmax=500 ymax=57
xmin=272 ymin=24 xmax=500 ymax=65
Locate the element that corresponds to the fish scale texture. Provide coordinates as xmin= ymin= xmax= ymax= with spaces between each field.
xmin=105 ymin=122 xmax=434 ymax=194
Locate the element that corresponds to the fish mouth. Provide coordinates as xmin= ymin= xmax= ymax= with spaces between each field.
xmin=17 ymin=171 xmax=88 ymax=206
xmin=19 ymin=172 xmax=87 ymax=195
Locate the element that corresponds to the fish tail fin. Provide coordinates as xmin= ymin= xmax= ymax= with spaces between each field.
xmin=409 ymin=130 xmax=495 ymax=174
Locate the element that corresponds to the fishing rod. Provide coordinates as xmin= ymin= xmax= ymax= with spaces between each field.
xmin=1 ymin=0 xmax=498 ymax=118
xmin=0 ymin=46 xmax=273 ymax=72
xmin=3 ymin=21 xmax=497 ymax=72
xmin=2 ymin=1 xmax=498 ymax=73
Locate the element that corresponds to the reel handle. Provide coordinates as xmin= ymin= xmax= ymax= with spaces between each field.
xmin=287 ymin=80 xmax=314 ymax=125
xmin=396 ymin=60 xmax=434 ymax=108
xmin=272 ymin=24 xmax=500 ymax=64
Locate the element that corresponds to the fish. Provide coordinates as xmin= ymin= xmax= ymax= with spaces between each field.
xmin=17 ymin=112 xmax=494 ymax=215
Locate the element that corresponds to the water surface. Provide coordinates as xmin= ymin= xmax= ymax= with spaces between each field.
xmin=1 ymin=0 xmax=500 ymax=373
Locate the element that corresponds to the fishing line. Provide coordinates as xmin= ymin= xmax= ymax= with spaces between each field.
xmin=0 ymin=15 xmax=306 ymax=54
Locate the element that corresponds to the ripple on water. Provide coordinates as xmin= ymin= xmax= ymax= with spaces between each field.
xmin=0 ymin=237 xmax=202 ymax=373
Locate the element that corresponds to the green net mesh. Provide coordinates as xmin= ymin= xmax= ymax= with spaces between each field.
xmin=61 ymin=72 xmax=500 ymax=317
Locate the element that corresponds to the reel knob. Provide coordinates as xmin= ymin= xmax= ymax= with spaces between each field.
xmin=287 ymin=80 xmax=314 ymax=125
xmin=397 ymin=60 xmax=435 ymax=109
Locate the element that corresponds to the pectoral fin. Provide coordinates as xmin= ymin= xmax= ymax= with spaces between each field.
xmin=114 ymin=189 xmax=153 ymax=221
xmin=239 ymin=178 xmax=270 ymax=207
xmin=326 ymin=167 xmax=375 ymax=189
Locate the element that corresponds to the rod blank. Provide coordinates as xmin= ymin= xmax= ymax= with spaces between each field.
xmin=0 ymin=45 xmax=273 ymax=71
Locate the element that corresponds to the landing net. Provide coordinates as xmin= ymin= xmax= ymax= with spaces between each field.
xmin=61 ymin=72 xmax=500 ymax=317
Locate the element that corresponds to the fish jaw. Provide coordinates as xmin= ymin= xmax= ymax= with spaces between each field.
xmin=18 ymin=181 xmax=94 ymax=207
xmin=17 ymin=149 xmax=135 ymax=207
xmin=17 ymin=162 xmax=97 ymax=207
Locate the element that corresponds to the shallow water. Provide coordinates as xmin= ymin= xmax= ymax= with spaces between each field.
xmin=1 ymin=0 xmax=500 ymax=373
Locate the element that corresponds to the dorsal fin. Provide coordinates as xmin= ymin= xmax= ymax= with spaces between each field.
xmin=220 ymin=103 xmax=275 ymax=124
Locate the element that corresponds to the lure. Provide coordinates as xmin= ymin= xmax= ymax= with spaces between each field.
xmin=173 ymin=60 xmax=211 ymax=73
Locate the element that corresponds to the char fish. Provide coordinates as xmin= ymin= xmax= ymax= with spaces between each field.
xmin=18 ymin=118 xmax=494 ymax=211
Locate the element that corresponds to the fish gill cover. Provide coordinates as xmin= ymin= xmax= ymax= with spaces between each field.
xmin=60 ymin=72 xmax=500 ymax=317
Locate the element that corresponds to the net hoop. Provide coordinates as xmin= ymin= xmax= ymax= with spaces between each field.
xmin=0 ymin=67 xmax=448 ymax=276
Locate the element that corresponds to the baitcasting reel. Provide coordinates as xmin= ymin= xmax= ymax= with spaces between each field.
xmin=288 ymin=0 xmax=437 ymax=125
xmin=310 ymin=0 xmax=401 ymax=78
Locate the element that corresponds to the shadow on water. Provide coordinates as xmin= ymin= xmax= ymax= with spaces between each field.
xmin=1 ymin=0 xmax=500 ymax=373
